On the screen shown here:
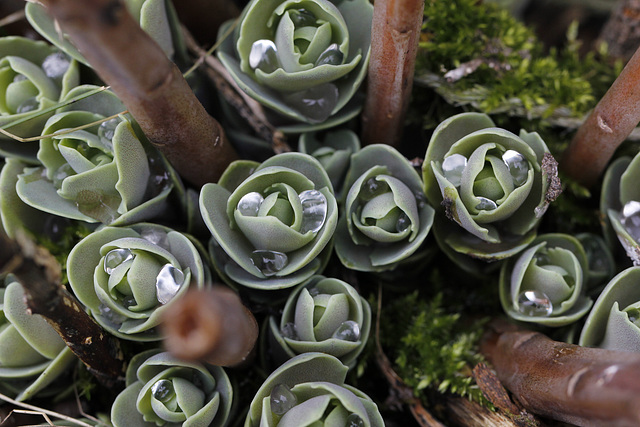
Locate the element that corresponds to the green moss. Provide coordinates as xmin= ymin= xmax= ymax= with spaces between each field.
xmin=415 ymin=0 xmax=622 ymax=121
xmin=35 ymin=222 xmax=93 ymax=286
xmin=382 ymin=292 xmax=490 ymax=406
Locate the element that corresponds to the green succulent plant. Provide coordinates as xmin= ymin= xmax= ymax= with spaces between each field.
xmin=600 ymin=152 xmax=640 ymax=266
xmin=298 ymin=128 xmax=360 ymax=197
xmin=246 ymin=352 xmax=383 ymax=426
xmin=111 ymin=349 xmax=233 ymax=427
xmin=66 ymin=223 xmax=210 ymax=341
xmin=422 ymin=112 xmax=557 ymax=267
xmin=499 ymin=233 xmax=593 ymax=327
xmin=217 ymin=0 xmax=373 ymax=132
xmin=7 ymin=85 xmax=180 ymax=226
xmin=0 ymin=36 xmax=79 ymax=160
xmin=25 ymin=0 xmax=176 ymax=65
xmin=579 ymin=267 xmax=640 ymax=352
xmin=0 ymin=274 xmax=76 ymax=402
xmin=268 ymin=275 xmax=371 ymax=367
xmin=200 ymin=152 xmax=338 ymax=292
xmin=334 ymin=144 xmax=435 ymax=272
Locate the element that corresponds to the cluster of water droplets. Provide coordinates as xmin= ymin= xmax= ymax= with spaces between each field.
xmin=98 ymin=117 xmax=121 ymax=150
xmin=441 ymin=149 xmax=529 ymax=211
xmin=270 ymin=383 xmax=297 ymax=416
xmin=237 ymin=189 xmax=328 ymax=277
xmin=151 ymin=379 xmax=175 ymax=403
xmin=621 ymin=200 xmax=640 ymax=243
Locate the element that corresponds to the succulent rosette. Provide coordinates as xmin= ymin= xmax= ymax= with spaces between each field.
xmin=246 ymin=352 xmax=383 ymax=426
xmin=0 ymin=274 xmax=76 ymax=401
xmin=217 ymin=0 xmax=373 ymax=131
xmin=579 ymin=267 xmax=640 ymax=352
xmin=423 ymin=112 xmax=557 ymax=265
xmin=600 ymin=152 xmax=640 ymax=265
xmin=499 ymin=233 xmax=593 ymax=327
xmin=334 ymin=144 xmax=435 ymax=272
xmin=200 ymin=152 xmax=338 ymax=291
xmin=0 ymin=36 xmax=79 ymax=160
xmin=10 ymin=85 xmax=180 ymax=226
xmin=268 ymin=275 xmax=371 ymax=367
xmin=111 ymin=349 xmax=233 ymax=427
xmin=67 ymin=223 xmax=210 ymax=341
xmin=25 ymin=0 xmax=176 ymax=65
xmin=298 ymin=129 xmax=360 ymax=196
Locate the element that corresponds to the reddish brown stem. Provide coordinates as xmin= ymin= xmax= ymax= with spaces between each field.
xmin=0 ymin=231 xmax=125 ymax=387
xmin=37 ymin=0 xmax=238 ymax=187
xmin=161 ymin=287 xmax=258 ymax=367
xmin=561 ymin=43 xmax=640 ymax=187
xmin=361 ymin=0 xmax=424 ymax=147
xmin=481 ymin=324 xmax=640 ymax=426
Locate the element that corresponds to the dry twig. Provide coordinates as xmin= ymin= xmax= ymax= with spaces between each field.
xmin=36 ymin=0 xmax=238 ymax=186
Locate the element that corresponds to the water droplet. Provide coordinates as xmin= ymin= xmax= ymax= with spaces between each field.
xmin=289 ymin=8 xmax=316 ymax=26
xmin=250 ymin=250 xmax=288 ymax=277
xmin=237 ymin=192 xmax=264 ymax=217
xmin=104 ymin=248 xmax=134 ymax=274
xmin=12 ymin=74 xmax=27 ymax=83
xmin=415 ymin=191 xmax=427 ymax=208
xmin=361 ymin=177 xmax=387 ymax=200
xmin=315 ymin=43 xmax=343 ymax=66
xmin=140 ymin=228 xmax=169 ymax=249
xmin=534 ymin=252 xmax=551 ymax=266
xmin=307 ymin=286 xmax=320 ymax=297
xmin=283 ymin=83 xmax=339 ymax=123
xmin=517 ymin=290 xmax=553 ymax=317
xmin=332 ymin=320 xmax=361 ymax=341
xmin=346 ymin=414 xmax=365 ymax=427
xmin=442 ymin=154 xmax=467 ymax=187
xmin=52 ymin=163 xmax=75 ymax=188
xmin=270 ymin=383 xmax=297 ymax=416
xmin=627 ymin=308 xmax=640 ymax=325
xmin=43 ymin=216 xmax=72 ymax=242
xmin=249 ymin=39 xmax=280 ymax=73
xmin=155 ymin=264 xmax=185 ymax=304
xmin=281 ymin=322 xmax=298 ymax=340
xmin=42 ymin=51 xmax=71 ymax=80
xmin=16 ymin=97 xmax=38 ymax=114
xmin=396 ymin=212 xmax=411 ymax=232
xmin=622 ymin=201 xmax=640 ymax=242
xmin=299 ymin=189 xmax=327 ymax=233
xmin=76 ymin=190 xmax=120 ymax=224
xmin=122 ymin=296 xmax=137 ymax=309
xmin=476 ymin=196 xmax=497 ymax=211
xmin=98 ymin=304 xmax=126 ymax=327
xmin=98 ymin=117 xmax=120 ymax=143
xmin=151 ymin=379 xmax=174 ymax=402
xmin=502 ymin=150 xmax=529 ymax=186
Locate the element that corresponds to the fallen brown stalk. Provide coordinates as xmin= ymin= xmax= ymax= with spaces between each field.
xmin=36 ymin=0 xmax=238 ymax=187
xmin=481 ymin=323 xmax=640 ymax=426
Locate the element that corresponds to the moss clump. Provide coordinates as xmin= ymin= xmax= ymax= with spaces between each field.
xmin=416 ymin=0 xmax=622 ymax=120
xmin=382 ymin=292 xmax=490 ymax=406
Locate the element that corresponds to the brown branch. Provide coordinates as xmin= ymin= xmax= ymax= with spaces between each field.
xmin=561 ymin=43 xmax=640 ymax=187
xmin=160 ymin=287 xmax=258 ymax=367
xmin=361 ymin=0 xmax=424 ymax=147
xmin=480 ymin=322 xmax=640 ymax=426
xmin=37 ymin=0 xmax=238 ymax=187
xmin=0 ymin=231 xmax=125 ymax=388
xmin=596 ymin=0 xmax=640 ymax=62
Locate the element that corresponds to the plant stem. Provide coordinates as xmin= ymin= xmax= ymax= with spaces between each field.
xmin=361 ymin=0 xmax=424 ymax=147
xmin=37 ymin=0 xmax=238 ymax=187
xmin=0 ymin=231 xmax=125 ymax=388
xmin=480 ymin=323 xmax=640 ymax=426
xmin=160 ymin=287 xmax=258 ymax=367
xmin=561 ymin=43 xmax=640 ymax=187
